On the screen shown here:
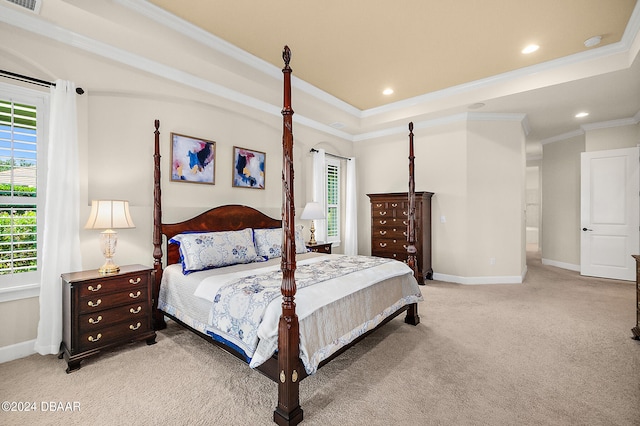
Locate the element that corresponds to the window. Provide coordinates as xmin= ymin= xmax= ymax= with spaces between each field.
xmin=326 ymin=158 xmax=340 ymax=244
xmin=0 ymin=84 xmax=47 ymax=294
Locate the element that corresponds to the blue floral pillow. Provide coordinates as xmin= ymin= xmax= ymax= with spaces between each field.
xmin=169 ymin=228 xmax=258 ymax=274
xmin=253 ymin=225 xmax=308 ymax=260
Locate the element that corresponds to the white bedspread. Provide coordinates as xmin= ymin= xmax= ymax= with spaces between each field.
xmin=158 ymin=253 xmax=423 ymax=374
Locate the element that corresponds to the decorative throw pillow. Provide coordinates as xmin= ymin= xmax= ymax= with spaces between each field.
xmin=169 ymin=228 xmax=258 ymax=274
xmin=253 ymin=225 xmax=309 ymax=260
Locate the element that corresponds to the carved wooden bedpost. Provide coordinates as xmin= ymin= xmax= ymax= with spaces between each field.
xmin=274 ymin=45 xmax=303 ymax=426
xmin=405 ymin=122 xmax=420 ymax=326
xmin=152 ymin=119 xmax=167 ymax=330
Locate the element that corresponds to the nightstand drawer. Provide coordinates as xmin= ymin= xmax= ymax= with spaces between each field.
xmin=78 ymin=320 xmax=150 ymax=352
xmin=78 ymin=273 xmax=148 ymax=298
xmin=79 ymin=288 xmax=148 ymax=314
xmin=306 ymin=242 xmax=332 ymax=254
xmin=79 ymin=302 xmax=150 ymax=331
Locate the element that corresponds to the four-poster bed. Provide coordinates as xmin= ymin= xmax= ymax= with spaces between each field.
xmin=151 ymin=46 xmax=423 ymax=425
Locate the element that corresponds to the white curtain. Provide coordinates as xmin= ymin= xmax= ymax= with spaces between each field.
xmin=34 ymin=80 xmax=82 ymax=355
xmin=311 ymin=148 xmax=327 ymax=243
xmin=344 ymin=157 xmax=358 ymax=255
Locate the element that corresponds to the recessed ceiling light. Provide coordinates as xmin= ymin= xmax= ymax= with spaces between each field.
xmin=584 ymin=35 xmax=602 ymax=48
xmin=522 ymin=44 xmax=539 ymax=54
xmin=382 ymin=88 xmax=394 ymax=95
xmin=575 ymin=112 xmax=589 ymax=118
xmin=468 ymin=102 xmax=486 ymax=110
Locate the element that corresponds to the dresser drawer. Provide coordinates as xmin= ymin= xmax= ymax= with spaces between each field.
xmin=79 ymin=287 xmax=148 ymax=314
xmin=79 ymin=302 xmax=150 ymax=332
xmin=78 ymin=273 xmax=148 ymax=298
xmin=78 ymin=319 xmax=151 ymax=352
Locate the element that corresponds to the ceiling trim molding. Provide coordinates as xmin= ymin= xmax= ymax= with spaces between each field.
xmin=119 ymin=0 xmax=640 ymax=123
xmin=0 ymin=3 xmax=353 ymax=140
xmin=116 ymin=0 xmax=362 ymax=117
xmin=581 ymin=116 xmax=640 ymax=132
xmin=540 ymin=129 xmax=585 ymax=145
xmin=354 ymin=112 xmax=527 ymax=142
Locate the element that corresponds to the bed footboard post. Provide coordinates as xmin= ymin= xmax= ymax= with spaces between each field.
xmin=152 ymin=119 xmax=167 ymax=330
xmin=274 ymin=45 xmax=303 ymax=426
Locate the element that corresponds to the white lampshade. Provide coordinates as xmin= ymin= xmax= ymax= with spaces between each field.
xmin=85 ymin=200 xmax=134 ymax=274
xmin=85 ymin=200 xmax=135 ymax=230
xmin=300 ymin=202 xmax=325 ymax=220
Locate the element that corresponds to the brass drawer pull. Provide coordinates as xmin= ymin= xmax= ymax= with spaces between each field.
xmin=375 ymin=203 xmax=383 ymax=207
xmin=403 ymin=231 xmax=408 ymax=237
xmin=88 ymin=315 xmax=102 ymax=324
xmin=403 ymin=211 xmax=408 ymax=216
xmin=379 ymin=230 xmax=387 ymax=235
xmin=379 ymin=220 xmax=387 ymax=225
xmin=130 ymin=306 xmax=142 ymax=314
xmin=87 ymin=284 xmax=102 ymax=292
xmin=379 ymin=242 xmax=387 ymax=248
xmin=88 ymin=333 xmax=102 ymax=342
xmin=129 ymin=277 xmax=141 ymax=285
xmin=379 ymin=211 xmax=387 ymax=216
xmin=88 ymin=299 xmax=101 ymax=308
xmin=129 ymin=322 xmax=141 ymax=331
xmin=129 ymin=291 xmax=141 ymax=299
xmin=403 ymin=221 xmax=408 ymax=226
xmin=391 ymin=203 xmax=398 ymax=207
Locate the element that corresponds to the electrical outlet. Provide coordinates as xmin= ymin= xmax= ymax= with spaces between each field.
xmin=489 ymin=257 xmax=496 ymax=265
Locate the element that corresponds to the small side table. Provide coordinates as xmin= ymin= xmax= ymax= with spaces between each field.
xmin=60 ymin=264 xmax=157 ymax=373
xmin=306 ymin=242 xmax=332 ymax=254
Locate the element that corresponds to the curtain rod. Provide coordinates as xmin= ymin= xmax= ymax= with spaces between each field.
xmin=310 ymin=148 xmax=351 ymax=161
xmin=0 ymin=69 xmax=84 ymax=95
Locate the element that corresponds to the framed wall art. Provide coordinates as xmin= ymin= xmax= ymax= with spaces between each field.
xmin=170 ymin=133 xmax=216 ymax=184
xmin=232 ymin=146 xmax=265 ymax=189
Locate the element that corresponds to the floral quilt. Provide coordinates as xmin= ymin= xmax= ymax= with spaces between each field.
xmin=207 ymin=255 xmax=392 ymax=359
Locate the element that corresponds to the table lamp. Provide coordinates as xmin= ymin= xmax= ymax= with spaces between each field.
xmin=300 ymin=201 xmax=325 ymax=245
xmin=85 ymin=200 xmax=135 ymax=274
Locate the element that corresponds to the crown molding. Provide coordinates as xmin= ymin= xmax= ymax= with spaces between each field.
xmin=2 ymin=1 xmax=638 ymax=144
xmin=354 ymin=112 xmax=527 ymax=142
xmin=0 ymin=3 xmax=352 ymax=140
xmin=115 ymin=0 xmax=362 ymax=118
xmin=581 ymin=116 xmax=640 ymax=131
xmin=540 ymin=129 xmax=585 ymax=145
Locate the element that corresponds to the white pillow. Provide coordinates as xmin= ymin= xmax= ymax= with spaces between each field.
xmin=253 ymin=225 xmax=308 ymax=260
xmin=169 ymin=228 xmax=258 ymax=274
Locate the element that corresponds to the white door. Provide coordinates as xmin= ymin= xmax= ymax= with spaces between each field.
xmin=580 ymin=147 xmax=639 ymax=281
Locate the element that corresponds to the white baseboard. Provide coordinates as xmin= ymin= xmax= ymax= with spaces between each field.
xmin=432 ymin=272 xmax=523 ymax=285
xmin=0 ymin=339 xmax=36 ymax=364
xmin=541 ymin=258 xmax=580 ymax=272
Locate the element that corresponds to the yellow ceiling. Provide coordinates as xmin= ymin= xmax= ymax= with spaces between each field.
xmin=147 ymin=0 xmax=636 ymax=110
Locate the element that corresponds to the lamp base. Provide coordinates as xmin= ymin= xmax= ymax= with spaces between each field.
xmin=99 ymin=259 xmax=120 ymax=275
xmin=309 ymin=221 xmax=317 ymax=245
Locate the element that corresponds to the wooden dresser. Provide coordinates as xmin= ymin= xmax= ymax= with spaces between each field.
xmin=60 ymin=264 xmax=157 ymax=372
xmin=633 ymin=255 xmax=640 ymax=340
xmin=367 ymin=192 xmax=433 ymax=283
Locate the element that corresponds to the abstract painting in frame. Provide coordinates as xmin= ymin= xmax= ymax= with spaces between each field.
xmin=170 ymin=133 xmax=216 ymax=184
xmin=232 ymin=146 xmax=265 ymax=189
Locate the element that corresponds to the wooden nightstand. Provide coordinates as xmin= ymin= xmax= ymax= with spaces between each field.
xmin=60 ymin=264 xmax=157 ymax=373
xmin=306 ymin=242 xmax=332 ymax=254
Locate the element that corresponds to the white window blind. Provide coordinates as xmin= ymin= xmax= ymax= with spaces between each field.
xmin=0 ymin=98 xmax=38 ymax=276
xmin=326 ymin=159 xmax=340 ymax=243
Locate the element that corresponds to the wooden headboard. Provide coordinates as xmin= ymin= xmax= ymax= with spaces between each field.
xmin=161 ymin=205 xmax=282 ymax=265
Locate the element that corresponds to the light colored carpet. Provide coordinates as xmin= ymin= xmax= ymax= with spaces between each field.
xmin=1 ymin=252 xmax=639 ymax=425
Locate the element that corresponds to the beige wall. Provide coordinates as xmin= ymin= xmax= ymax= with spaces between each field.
xmin=355 ymin=117 xmax=526 ymax=282
xmin=0 ymin=298 xmax=39 ymax=348
xmin=541 ymin=135 xmax=585 ymax=266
